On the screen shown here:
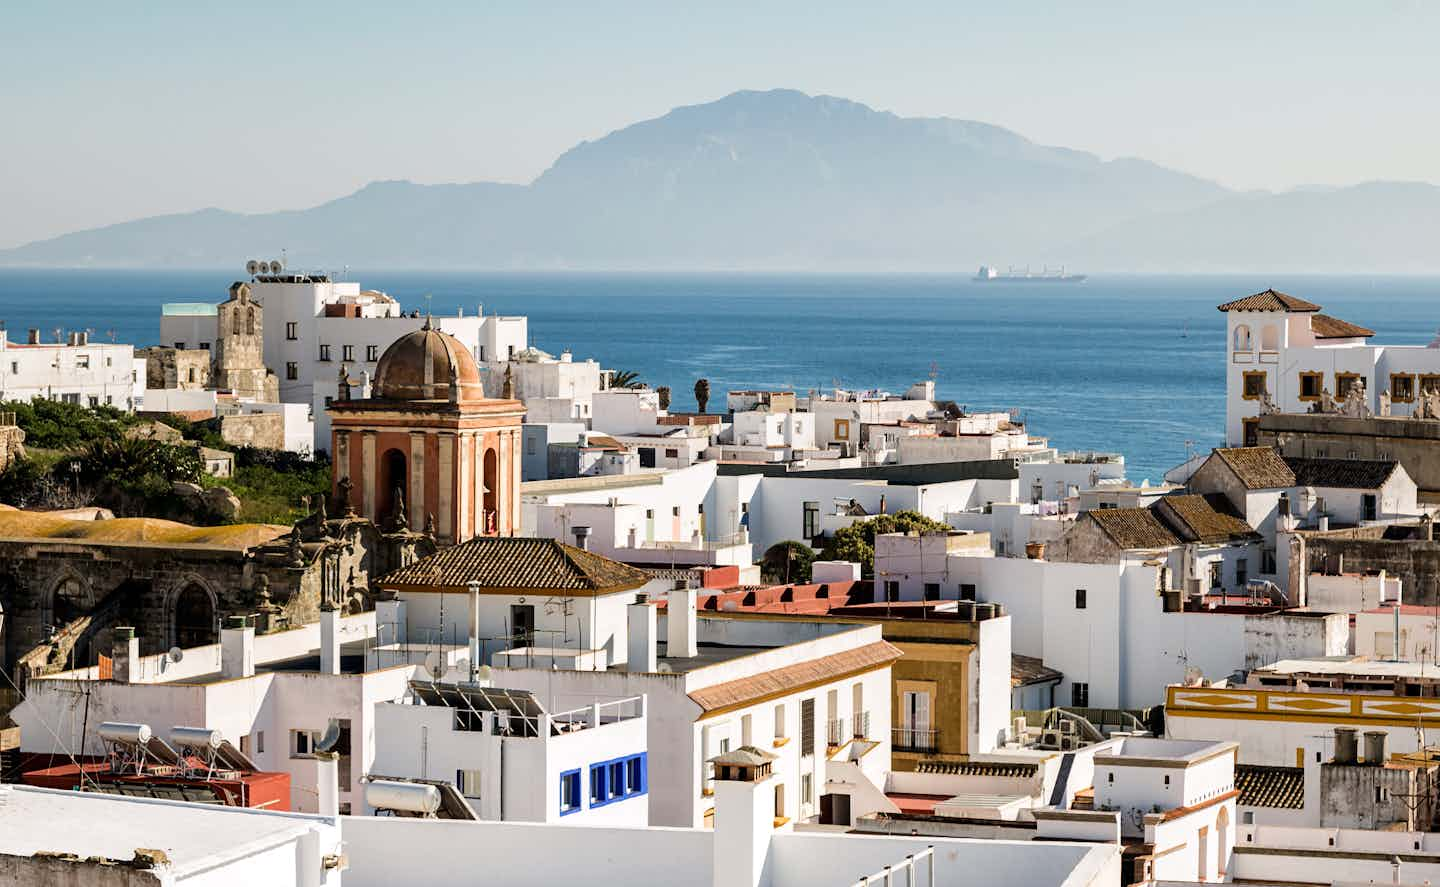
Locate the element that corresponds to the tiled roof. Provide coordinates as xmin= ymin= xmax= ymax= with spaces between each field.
xmin=916 ymin=760 xmax=1039 ymax=778
xmin=1310 ymin=314 xmax=1375 ymax=339
xmin=1217 ymin=289 xmax=1321 ymax=313
xmin=377 ymin=537 xmax=652 ymax=595
xmin=687 ymin=640 xmax=902 ymax=714
xmin=1085 ymin=507 xmax=1180 ymax=550
xmin=1285 ymin=457 xmax=1398 ymax=490
xmin=1235 ymin=765 xmax=1304 ymax=809
xmin=1214 ymin=447 xmax=1296 ymax=489
xmin=1012 ymin=654 xmax=1062 ymax=687
xmin=1155 ymin=494 xmax=1262 ymax=544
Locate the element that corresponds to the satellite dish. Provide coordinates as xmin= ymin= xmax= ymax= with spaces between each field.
xmin=270 ymin=258 xmax=284 ymax=272
xmin=423 ymin=650 xmax=442 ymax=679
xmin=656 ymin=662 xmax=673 ymax=673
xmin=246 ymin=259 xmax=259 ymax=276
xmin=314 ymin=718 xmax=343 ymax=753
xmin=475 ymin=664 xmax=492 ymax=684
xmin=167 ymin=647 xmax=184 ymax=664
xmin=455 ymin=657 xmax=470 ymax=676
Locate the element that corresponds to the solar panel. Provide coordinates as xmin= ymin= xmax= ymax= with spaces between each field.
xmin=214 ymin=740 xmax=258 ymax=774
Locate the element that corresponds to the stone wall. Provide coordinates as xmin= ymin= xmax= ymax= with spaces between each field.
xmin=1258 ymin=412 xmax=1440 ymax=492
xmin=218 ymin=412 xmax=284 ymax=450
xmin=213 ymin=282 xmax=276 ymax=401
xmin=1302 ymin=522 xmax=1440 ymax=605
xmin=141 ymin=347 xmax=210 ymax=390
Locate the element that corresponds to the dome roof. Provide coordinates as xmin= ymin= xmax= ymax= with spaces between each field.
xmin=372 ymin=321 xmax=484 ymax=403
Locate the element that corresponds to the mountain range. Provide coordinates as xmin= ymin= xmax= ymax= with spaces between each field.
xmin=6 ymin=89 xmax=1440 ymax=272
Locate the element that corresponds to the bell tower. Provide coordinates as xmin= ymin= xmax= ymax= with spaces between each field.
xmin=327 ymin=321 xmax=525 ymax=544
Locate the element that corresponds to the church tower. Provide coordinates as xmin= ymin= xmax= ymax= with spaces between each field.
xmin=213 ymin=282 xmax=279 ymax=401
xmin=327 ymin=321 xmax=525 ymax=544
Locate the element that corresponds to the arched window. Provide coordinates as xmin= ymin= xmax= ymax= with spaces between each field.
xmin=1261 ymin=324 xmax=1279 ymax=350
xmin=1215 ymin=805 xmax=1230 ymax=877
xmin=246 ymin=307 xmax=256 ymax=336
xmin=483 ymin=448 xmax=499 ymax=535
xmin=1233 ymin=324 xmax=1253 ymax=352
xmin=173 ymin=584 xmax=217 ymax=649
xmin=380 ymin=448 xmax=407 ymax=527
xmin=51 ymin=577 xmax=89 ymax=628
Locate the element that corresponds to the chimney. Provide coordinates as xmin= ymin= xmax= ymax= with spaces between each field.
xmin=1334 ymin=727 xmax=1358 ymax=764
xmin=26 ymin=329 xmax=39 ymax=345
xmin=313 ymin=751 xmax=340 ymax=817
xmin=667 ymin=583 xmax=698 ymax=658
xmin=112 ymin=626 xmax=140 ymax=684
xmin=711 ymin=747 xmax=783 ymax=887
xmin=572 ymin=525 xmax=592 ymax=551
xmin=319 ymin=605 xmax=341 ymax=675
xmin=628 ymin=593 xmax=658 ymax=672
xmin=1365 ymin=730 xmax=1388 ymax=767
xmin=221 ymin=615 xmax=255 ymax=679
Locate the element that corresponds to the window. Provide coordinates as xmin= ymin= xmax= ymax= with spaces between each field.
xmin=1362 ymin=494 xmax=1378 ymax=522
xmin=801 ymin=772 xmax=814 ymax=805
xmin=1299 ymin=371 xmax=1324 ymax=401
xmin=105 ymin=395 xmax=113 ymax=406
xmin=319 ymin=344 xmax=331 ymax=362
xmin=1422 ymin=375 xmax=1440 ymax=399
xmin=834 ymin=419 xmax=850 ymax=441
xmin=626 ymin=756 xmax=644 ymax=795
xmin=589 ymin=754 xmax=646 ymax=808
xmin=87 ymin=395 xmax=99 ymax=408
xmin=590 ymin=765 xmax=605 ymax=804
xmin=456 ymin=769 xmax=482 ymax=798
xmin=609 ymin=761 xmax=625 ymax=799
xmin=1335 ymin=372 xmax=1362 ymax=399
xmin=61 ymin=393 xmax=80 ymax=404
xmin=187 ymin=367 xmax=197 ymax=383
xmin=775 ymin=782 xmax=786 ymax=821
xmin=290 ymin=729 xmax=320 ymax=757
xmin=198 ymin=342 xmax=210 ymax=351
xmin=1236 ymin=559 xmax=1248 ymax=588
xmin=1232 ymin=324 xmax=1252 ymax=352
xmin=1107 ymin=772 xmax=1114 ymax=783
xmin=560 ymin=769 xmax=582 ymax=814
xmin=774 ymin=704 xmax=786 ymax=740
xmin=1392 ymin=373 xmax=1417 ymax=403
xmin=802 ymin=501 xmax=819 ymax=539
xmin=800 ymin=698 xmax=816 ymax=754
xmin=1074 ymin=588 xmax=1087 ymax=609
xmin=286 ymin=362 xmax=298 ymax=380
xmin=1242 ymin=417 xmax=1261 ymax=448
xmin=923 ymin=582 xmax=940 ymax=600
xmin=342 ymin=344 xmax=354 ymax=362
xmin=959 ymin=583 xmax=976 ymax=601
xmin=672 ymin=506 xmax=680 ymax=517
xmin=174 ymin=342 xmax=186 ymax=349
xmin=256 ymin=731 xmax=264 ymax=754
xmin=367 ymin=344 xmax=380 ymax=362
xmin=1209 ymin=561 xmax=1222 ymax=590
xmin=1261 ymin=548 xmax=1277 ymax=574
xmin=639 ymin=447 xmax=656 ymax=468
xmin=665 ymin=447 xmax=679 ymax=458
xmin=285 ymin=322 xmax=297 ymax=340
xmin=1242 ymin=371 xmax=1267 ymax=401
xmin=76 ymin=354 xmax=90 ymax=369
xmin=1071 ymin=682 xmax=1089 ymax=707
xmin=240 ymin=734 xmax=250 ymax=755
xmin=884 ymin=580 xmax=900 ymax=602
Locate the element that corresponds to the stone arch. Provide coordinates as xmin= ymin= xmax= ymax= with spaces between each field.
xmin=1215 ymin=805 xmax=1230 ymax=877
xmin=482 ymin=447 xmax=499 ymax=535
xmin=167 ymin=576 xmax=219 ymax=649
xmin=1232 ymin=324 xmax=1253 ymax=351
xmin=1260 ymin=323 xmax=1279 ymax=350
xmin=44 ymin=570 xmax=95 ymax=632
xmin=379 ymin=448 xmax=407 ymax=526
xmin=245 ymin=307 xmax=256 ymax=336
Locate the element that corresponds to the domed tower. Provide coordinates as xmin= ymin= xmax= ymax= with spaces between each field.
xmin=327 ymin=320 xmax=525 ymax=543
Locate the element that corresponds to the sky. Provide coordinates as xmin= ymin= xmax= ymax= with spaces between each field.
xmin=2 ymin=1 xmax=1437 ymax=248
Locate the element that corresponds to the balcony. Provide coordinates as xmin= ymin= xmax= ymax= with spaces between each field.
xmin=852 ymin=710 xmax=870 ymax=740
xmin=827 ymin=717 xmax=849 ymax=748
xmin=892 ymin=727 xmax=940 ymax=754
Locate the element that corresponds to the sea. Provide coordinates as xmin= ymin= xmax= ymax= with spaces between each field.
xmin=0 ymin=269 xmax=1436 ymax=483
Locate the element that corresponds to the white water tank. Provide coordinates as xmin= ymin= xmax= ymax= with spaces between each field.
xmin=98 ymin=722 xmax=151 ymax=745
xmin=366 ymin=781 xmax=441 ymax=815
xmin=170 ymin=726 xmax=224 ymax=750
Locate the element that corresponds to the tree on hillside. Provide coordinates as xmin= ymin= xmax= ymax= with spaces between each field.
xmin=694 ymin=378 xmax=711 ymax=413
xmin=656 ymin=386 xmax=672 ymax=411
xmin=818 ymin=510 xmax=951 ymax=577
xmin=761 ymin=541 xmax=815 ymax=584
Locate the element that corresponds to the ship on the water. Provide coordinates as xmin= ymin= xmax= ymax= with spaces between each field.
xmin=973 ymin=265 xmax=1087 ymax=283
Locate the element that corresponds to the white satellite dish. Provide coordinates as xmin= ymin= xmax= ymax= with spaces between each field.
xmin=455 ymin=657 xmax=470 ymax=676
xmin=656 ymin=662 xmax=673 ymax=673
xmin=314 ymin=718 xmax=343 ymax=753
xmin=246 ymin=259 xmax=259 ymax=276
xmin=475 ymin=664 xmax=492 ymax=684
xmin=423 ymin=650 xmax=442 ymax=679
xmin=270 ymin=257 xmax=284 ymax=273
xmin=167 ymin=646 xmax=184 ymax=664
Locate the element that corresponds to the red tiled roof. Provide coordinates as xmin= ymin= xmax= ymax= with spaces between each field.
xmin=377 ymin=536 xmax=651 ymax=595
xmin=886 ymin=793 xmax=950 ymax=815
xmin=1213 ymin=447 xmax=1296 ymax=489
xmin=688 ymin=640 xmax=902 ymax=714
xmin=1310 ymin=314 xmax=1374 ymax=339
xmin=1217 ymin=289 xmax=1321 ymax=313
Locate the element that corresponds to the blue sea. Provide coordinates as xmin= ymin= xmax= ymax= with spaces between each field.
xmin=0 ymin=269 xmax=1436 ymax=482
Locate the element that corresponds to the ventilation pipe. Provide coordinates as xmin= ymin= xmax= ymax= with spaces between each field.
xmin=1365 ymin=730 xmax=1388 ymax=767
xmin=667 ymin=582 xmax=698 ymax=658
xmin=221 ymin=616 xmax=255 ymax=679
xmin=572 ymin=526 xmax=592 ymax=551
xmin=628 ymin=593 xmax=658 ymax=672
xmin=319 ymin=605 xmax=341 ymax=675
xmin=1334 ymin=727 xmax=1358 ymax=764
xmin=112 ymin=626 xmax=139 ymax=684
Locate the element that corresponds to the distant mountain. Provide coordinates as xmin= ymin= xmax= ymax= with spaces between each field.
xmin=3 ymin=89 xmax=1438 ymax=271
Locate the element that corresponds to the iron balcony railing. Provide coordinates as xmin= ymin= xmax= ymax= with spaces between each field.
xmin=853 ymin=710 xmax=870 ymax=740
xmin=893 ymin=727 xmax=940 ymax=753
xmin=827 ymin=717 xmax=848 ymax=748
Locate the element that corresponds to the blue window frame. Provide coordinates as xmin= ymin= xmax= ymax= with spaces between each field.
xmin=588 ymin=754 xmax=648 ymax=809
xmin=560 ymin=769 xmax=582 ymax=816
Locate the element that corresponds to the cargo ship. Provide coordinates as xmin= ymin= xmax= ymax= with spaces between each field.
xmin=972 ymin=265 xmax=1087 ymax=283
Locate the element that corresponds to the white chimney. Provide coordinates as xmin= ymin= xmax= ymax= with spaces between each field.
xmin=112 ymin=626 xmax=140 ymax=684
xmin=572 ymin=525 xmax=592 ymax=550
xmin=667 ymin=584 xmax=698 ymax=658
xmin=313 ymin=751 xmax=340 ymax=818
xmin=628 ymin=594 xmax=658 ymax=672
xmin=711 ymin=749 xmax=783 ymax=887
xmin=320 ymin=606 xmax=341 ymax=675
xmin=221 ymin=616 xmax=255 ymax=679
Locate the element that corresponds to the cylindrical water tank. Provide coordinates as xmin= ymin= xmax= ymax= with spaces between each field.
xmin=98 ymin=722 xmax=152 ymax=745
xmin=170 ymin=726 xmax=224 ymax=750
xmin=1364 ymin=730 xmax=1388 ymax=766
xmin=365 ymin=781 xmax=441 ymax=815
xmin=1334 ymin=727 xmax=1358 ymax=764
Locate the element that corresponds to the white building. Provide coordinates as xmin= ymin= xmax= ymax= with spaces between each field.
xmin=1221 ymin=288 xmax=1440 ymax=446
xmin=0 ymin=784 xmax=344 ymax=886
xmin=479 ymin=345 xmax=605 ymax=424
xmin=0 ymin=327 xmax=142 ymax=409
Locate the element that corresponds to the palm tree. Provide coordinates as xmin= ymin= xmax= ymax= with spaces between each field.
xmin=693 ymin=378 xmax=710 ymax=414
xmin=656 ymin=386 xmax=672 ymax=411
xmin=609 ymin=369 xmax=643 ymax=390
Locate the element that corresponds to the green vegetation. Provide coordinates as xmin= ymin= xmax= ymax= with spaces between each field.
xmin=220 ymin=448 xmax=332 ymax=525
xmin=693 ymin=378 xmax=710 ymax=413
xmin=609 ymin=369 xmax=643 ymax=389
xmin=3 ymin=399 xmax=141 ymax=450
xmin=761 ymin=540 xmax=815 ymax=584
xmin=817 ymin=510 xmax=952 ymax=577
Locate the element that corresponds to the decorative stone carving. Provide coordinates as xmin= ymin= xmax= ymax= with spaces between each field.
xmin=1259 ymin=388 xmax=1280 ymax=416
xmin=1341 ymin=379 xmax=1371 ymax=419
xmin=1380 ymin=388 xmax=1392 ymax=417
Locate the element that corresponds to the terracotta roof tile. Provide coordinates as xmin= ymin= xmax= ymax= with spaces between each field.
xmin=377 ymin=537 xmax=652 ymax=595
xmin=1012 ymin=654 xmax=1062 ymax=687
xmin=1214 ymin=447 xmax=1296 ymax=489
xmin=1310 ymin=314 xmax=1375 ymax=339
xmin=1084 ymin=507 xmax=1180 ymax=550
xmin=1217 ymin=289 xmax=1321 ymax=313
xmin=916 ymin=760 xmax=1039 ymax=778
xmin=1235 ymin=765 xmax=1304 ymax=809
xmin=1154 ymin=494 xmax=1262 ymax=544
xmin=687 ymin=640 xmax=902 ymax=713
xmin=1285 ymin=457 xmax=1398 ymax=490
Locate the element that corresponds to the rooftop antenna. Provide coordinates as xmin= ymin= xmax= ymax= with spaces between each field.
xmin=928 ymin=361 xmax=940 ymax=383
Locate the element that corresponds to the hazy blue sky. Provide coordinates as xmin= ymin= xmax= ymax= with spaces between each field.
xmin=3 ymin=1 xmax=1436 ymax=247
